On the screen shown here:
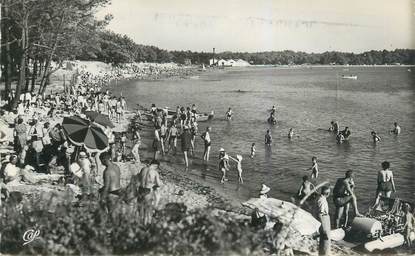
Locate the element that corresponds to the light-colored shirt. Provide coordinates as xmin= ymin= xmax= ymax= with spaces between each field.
xmin=4 ymin=163 xmax=20 ymax=181
xmin=317 ymin=195 xmax=329 ymax=217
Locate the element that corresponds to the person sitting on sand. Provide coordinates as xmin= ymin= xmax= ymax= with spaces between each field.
xmin=298 ymin=175 xmax=315 ymax=200
xmin=3 ymin=155 xmax=21 ymax=183
xmin=250 ymin=143 xmax=256 ymax=158
xmin=99 ymin=152 xmax=121 ymax=216
xmin=259 ymin=184 xmax=270 ymax=198
xmin=390 ymin=122 xmax=401 ymax=135
xmin=371 ymin=131 xmax=381 ymax=143
xmin=265 ymin=129 xmax=272 ymax=146
xmin=306 ymin=156 xmax=319 ymax=179
xmin=225 ymin=107 xmax=233 ymax=120
xmin=137 ymin=159 xmax=163 ymax=225
xmin=333 ymin=170 xmax=363 ymax=228
xmin=229 ymin=154 xmax=243 ymax=183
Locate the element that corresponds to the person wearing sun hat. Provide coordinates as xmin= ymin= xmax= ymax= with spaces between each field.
xmin=259 ymin=184 xmax=270 ymax=199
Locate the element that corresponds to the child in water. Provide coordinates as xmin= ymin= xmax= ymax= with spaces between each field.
xmin=229 ymin=154 xmax=244 ymax=183
xmin=297 ymin=175 xmax=315 ymax=200
xmin=307 ymin=156 xmax=319 ymax=179
xmin=250 ymin=143 xmax=256 ymax=158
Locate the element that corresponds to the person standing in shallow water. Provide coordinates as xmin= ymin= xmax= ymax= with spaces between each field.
xmin=181 ymin=126 xmax=192 ymax=170
xmin=265 ymin=129 xmax=272 ymax=146
xmin=390 ymin=122 xmax=401 ymax=135
xmin=333 ymin=170 xmax=363 ymax=228
xmin=201 ymin=126 xmax=212 ymax=161
xmin=372 ymin=161 xmax=396 ymax=208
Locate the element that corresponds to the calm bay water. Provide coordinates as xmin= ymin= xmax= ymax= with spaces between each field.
xmin=119 ymin=66 xmax=415 ymax=210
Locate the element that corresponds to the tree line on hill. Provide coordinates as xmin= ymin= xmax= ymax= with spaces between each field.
xmin=1 ymin=0 xmax=415 ymax=109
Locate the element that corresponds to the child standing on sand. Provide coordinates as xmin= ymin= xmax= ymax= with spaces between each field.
xmin=307 ymin=156 xmax=319 ymax=179
xmin=250 ymin=143 xmax=256 ymax=158
xmin=229 ymin=154 xmax=244 ymax=183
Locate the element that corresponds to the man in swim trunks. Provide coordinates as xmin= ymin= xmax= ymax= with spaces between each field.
xmin=333 ymin=170 xmax=363 ymax=228
xmin=137 ymin=159 xmax=163 ymax=225
xmin=181 ymin=126 xmax=192 ymax=169
xmin=167 ymin=123 xmax=178 ymax=154
xmin=201 ymin=126 xmax=212 ymax=161
xmin=99 ymin=152 xmax=121 ymax=217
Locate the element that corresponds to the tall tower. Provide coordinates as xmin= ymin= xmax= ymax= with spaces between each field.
xmin=212 ymin=48 xmax=216 ymax=66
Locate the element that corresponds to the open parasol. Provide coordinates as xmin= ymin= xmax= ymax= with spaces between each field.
xmin=242 ymin=197 xmax=320 ymax=236
xmin=84 ymin=111 xmax=114 ymax=128
xmin=62 ymin=116 xmax=109 ymax=152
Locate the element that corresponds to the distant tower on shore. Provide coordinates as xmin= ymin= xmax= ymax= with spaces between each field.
xmin=212 ymin=48 xmax=216 ymax=66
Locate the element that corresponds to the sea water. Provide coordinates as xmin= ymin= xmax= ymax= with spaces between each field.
xmin=117 ymin=66 xmax=415 ymax=211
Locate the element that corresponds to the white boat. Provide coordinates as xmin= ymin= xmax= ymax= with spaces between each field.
xmin=341 ymin=75 xmax=357 ymax=80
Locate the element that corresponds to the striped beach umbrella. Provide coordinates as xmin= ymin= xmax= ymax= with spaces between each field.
xmin=84 ymin=111 xmax=115 ymax=128
xmin=62 ymin=116 xmax=109 ymax=152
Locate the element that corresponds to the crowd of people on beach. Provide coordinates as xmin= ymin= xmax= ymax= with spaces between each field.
xmin=146 ymin=100 xmax=414 ymax=255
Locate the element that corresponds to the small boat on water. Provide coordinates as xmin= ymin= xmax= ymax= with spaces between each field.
xmin=154 ymin=108 xmax=213 ymax=122
xmin=341 ymin=75 xmax=357 ymax=80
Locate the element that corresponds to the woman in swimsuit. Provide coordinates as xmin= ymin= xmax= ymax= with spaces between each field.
xmin=373 ymin=161 xmax=396 ymax=207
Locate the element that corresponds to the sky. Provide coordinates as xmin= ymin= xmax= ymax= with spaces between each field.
xmin=97 ymin=0 xmax=415 ymax=53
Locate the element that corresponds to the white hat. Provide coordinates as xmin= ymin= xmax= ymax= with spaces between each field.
xmin=79 ymin=151 xmax=87 ymax=158
xmin=219 ymin=148 xmax=225 ymax=152
xmin=260 ymin=184 xmax=270 ymax=194
xmin=236 ymin=154 xmax=243 ymax=161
